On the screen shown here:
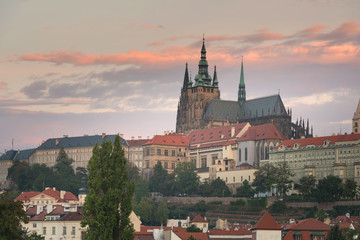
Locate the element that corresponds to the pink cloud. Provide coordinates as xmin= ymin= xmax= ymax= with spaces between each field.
xmin=0 ymin=82 xmax=7 ymax=89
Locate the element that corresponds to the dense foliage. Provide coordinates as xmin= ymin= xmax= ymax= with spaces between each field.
xmin=81 ymin=135 xmax=135 ymax=240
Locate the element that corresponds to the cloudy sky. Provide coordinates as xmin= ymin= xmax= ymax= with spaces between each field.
xmin=1 ymin=0 xmax=359 ymax=151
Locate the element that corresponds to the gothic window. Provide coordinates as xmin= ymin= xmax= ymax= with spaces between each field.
xmin=245 ymin=148 xmax=248 ymax=161
xmin=239 ymin=149 xmax=242 ymax=162
xmin=265 ymin=146 xmax=269 ymax=160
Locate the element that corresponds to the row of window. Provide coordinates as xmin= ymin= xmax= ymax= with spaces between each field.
xmin=38 ymin=225 xmax=76 ymax=235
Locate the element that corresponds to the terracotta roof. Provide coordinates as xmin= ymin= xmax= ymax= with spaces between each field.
xmin=189 ymin=123 xmax=249 ymax=145
xmin=192 ymin=214 xmax=207 ymax=223
xmin=209 ymin=229 xmax=252 ymax=235
xmin=64 ymin=192 xmax=78 ymax=201
xmin=42 ymin=188 xmax=60 ymax=199
xmin=284 ymin=218 xmax=330 ymax=231
xmin=276 ymin=133 xmax=360 ymax=150
xmin=283 ymin=230 xmax=294 ymax=240
xmin=127 ymin=139 xmax=150 ymax=146
xmin=189 ymin=140 xmax=237 ymax=150
xmin=173 ymin=229 xmax=209 ymax=240
xmin=59 ymin=211 xmax=83 ymax=221
xmin=238 ymin=123 xmax=285 ymax=141
xmin=29 ymin=210 xmax=46 ymax=221
xmin=48 ymin=205 xmax=65 ymax=215
xmin=135 ymin=226 xmax=172 ymax=235
xmin=252 ymin=212 xmax=282 ymax=230
xmin=144 ymin=135 xmax=190 ymax=147
xmin=15 ymin=192 xmax=40 ymax=201
xmin=25 ymin=205 xmax=37 ymax=216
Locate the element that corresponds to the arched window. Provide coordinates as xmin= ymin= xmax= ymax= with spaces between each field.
xmin=239 ymin=149 xmax=242 ymax=162
xmin=245 ymin=148 xmax=248 ymax=161
xmin=265 ymin=146 xmax=269 ymax=159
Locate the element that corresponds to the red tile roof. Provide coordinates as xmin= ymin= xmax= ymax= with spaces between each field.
xmin=144 ymin=135 xmax=190 ymax=147
xmin=283 ymin=230 xmax=294 ymax=240
xmin=15 ymin=188 xmax=78 ymax=202
xmin=238 ymin=123 xmax=285 ymax=141
xmin=209 ymin=229 xmax=252 ymax=235
xmin=284 ymin=218 xmax=330 ymax=231
xmin=189 ymin=123 xmax=249 ymax=145
xmin=127 ymin=139 xmax=150 ymax=146
xmin=59 ymin=211 xmax=83 ymax=221
xmin=276 ymin=133 xmax=360 ymax=149
xmin=252 ymin=212 xmax=282 ymax=230
xmin=173 ymin=228 xmax=209 ymax=240
xmin=25 ymin=205 xmax=37 ymax=216
xmin=15 ymin=192 xmax=39 ymax=201
xmin=48 ymin=205 xmax=65 ymax=215
xmin=29 ymin=210 xmax=47 ymax=221
xmin=192 ymin=214 xmax=207 ymax=223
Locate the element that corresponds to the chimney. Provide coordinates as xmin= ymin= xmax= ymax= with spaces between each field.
xmin=63 ymin=135 xmax=68 ymax=138
xmin=231 ymin=127 xmax=235 ymax=137
xmin=60 ymin=190 xmax=66 ymax=199
xmin=36 ymin=205 xmax=43 ymax=215
xmin=164 ymin=131 xmax=167 ymax=135
xmin=46 ymin=205 xmax=53 ymax=214
xmin=131 ymin=136 xmax=135 ymax=140
xmin=56 ymin=139 xmax=59 ymax=145
xmin=102 ymin=133 xmax=106 ymax=139
xmin=138 ymin=136 xmax=142 ymax=139
xmin=53 ymin=187 xmax=56 ymax=191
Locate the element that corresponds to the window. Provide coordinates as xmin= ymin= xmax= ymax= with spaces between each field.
xmin=212 ymin=155 xmax=218 ymax=165
xmin=43 ymin=227 xmax=46 ymax=235
xmin=172 ymin=150 xmax=175 ymax=156
xmin=239 ymin=149 xmax=242 ymax=162
xmin=72 ymin=226 xmax=75 ymax=235
xmin=33 ymin=223 xmax=37 ymax=228
xmin=201 ymin=157 xmax=207 ymax=168
xmin=245 ymin=148 xmax=248 ymax=161
xmin=179 ymin=148 xmax=181 ymax=152
xmin=165 ymin=150 xmax=168 ymax=156
xmin=145 ymin=161 xmax=150 ymax=168
xmin=52 ymin=227 xmax=56 ymax=235
xmin=164 ymin=162 xmax=168 ymax=169
xmin=157 ymin=149 xmax=161 ymax=155
xmin=63 ymin=226 xmax=67 ymax=235
xmin=172 ymin=163 xmax=175 ymax=169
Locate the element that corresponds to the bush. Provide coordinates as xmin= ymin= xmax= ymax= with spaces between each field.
xmin=230 ymin=199 xmax=246 ymax=206
xmin=208 ymin=200 xmax=222 ymax=205
xmin=270 ymin=200 xmax=286 ymax=213
xmin=247 ymin=198 xmax=267 ymax=207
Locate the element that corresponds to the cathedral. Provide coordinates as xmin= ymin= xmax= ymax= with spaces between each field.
xmin=176 ymin=38 xmax=312 ymax=139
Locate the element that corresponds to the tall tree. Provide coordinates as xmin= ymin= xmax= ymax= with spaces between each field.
xmin=342 ymin=179 xmax=357 ymax=199
xmin=149 ymin=161 xmax=168 ymax=193
xmin=236 ymin=180 xmax=255 ymax=198
xmin=209 ymin=178 xmax=232 ymax=197
xmin=314 ymin=175 xmax=343 ymax=202
xmin=155 ymin=200 xmax=169 ymax=225
xmin=82 ymin=135 xmax=135 ymax=240
xmin=134 ymin=178 xmax=150 ymax=203
xmin=53 ymin=149 xmax=79 ymax=194
xmin=174 ymin=162 xmax=199 ymax=195
xmin=297 ymin=175 xmax=316 ymax=198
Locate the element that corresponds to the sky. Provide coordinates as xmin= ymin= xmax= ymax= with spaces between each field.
xmin=1 ymin=0 xmax=360 ymax=152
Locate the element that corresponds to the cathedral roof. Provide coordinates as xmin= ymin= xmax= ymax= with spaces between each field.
xmin=204 ymin=95 xmax=287 ymax=121
xmin=238 ymin=123 xmax=285 ymax=141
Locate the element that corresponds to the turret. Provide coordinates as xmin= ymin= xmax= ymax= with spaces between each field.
xmin=183 ymin=63 xmax=190 ymax=89
xmin=213 ymin=65 xmax=219 ymax=87
xmin=238 ymin=57 xmax=246 ymax=104
xmin=194 ymin=36 xmax=212 ymax=87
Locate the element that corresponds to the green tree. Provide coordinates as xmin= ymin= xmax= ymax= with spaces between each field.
xmin=134 ymin=178 xmax=150 ymax=203
xmin=149 ymin=161 xmax=168 ymax=193
xmin=174 ymin=162 xmax=199 ymax=195
xmin=186 ymin=224 xmax=201 ymax=232
xmin=198 ymin=178 xmax=212 ymax=197
xmin=326 ymin=224 xmax=343 ymax=240
xmin=155 ymin=200 xmax=169 ymax=225
xmin=236 ymin=180 xmax=255 ymax=198
xmin=133 ymin=197 xmax=153 ymax=225
xmin=314 ymin=175 xmax=343 ymax=202
xmin=342 ymin=179 xmax=357 ymax=199
xmin=7 ymin=160 xmax=32 ymax=191
xmin=0 ymin=192 xmax=44 ymax=240
xmin=209 ymin=178 xmax=232 ymax=197
xmin=162 ymin=172 xmax=177 ymax=196
xmin=82 ymin=135 xmax=135 ymax=240
xmin=297 ymin=175 xmax=316 ymax=198
xmin=53 ymin=150 xmax=79 ymax=194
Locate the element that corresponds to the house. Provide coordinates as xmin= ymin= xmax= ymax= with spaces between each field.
xmin=282 ymin=218 xmax=330 ymax=240
xmin=167 ymin=216 xmax=191 ymax=228
xmin=191 ymin=214 xmax=208 ymax=231
xmin=208 ymin=228 xmax=252 ymax=239
xmin=15 ymin=187 xmax=79 ymax=206
xmin=251 ymin=212 xmax=282 ymax=240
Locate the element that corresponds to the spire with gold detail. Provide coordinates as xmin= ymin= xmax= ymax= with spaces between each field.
xmin=194 ymin=35 xmax=212 ymax=87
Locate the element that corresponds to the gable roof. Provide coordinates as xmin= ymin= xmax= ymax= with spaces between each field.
xmin=189 ymin=123 xmax=249 ymax=145
xmin=37 ymin=134 xmax=128 ymax=150
xmin=284 ymin=218 xmax=330 ymax=231
xmin=252 ymin=212 xmax=282 ymax=230
xmin=192 ymin=214 xmax=207 ymax=223
xmin=144 ymin=134 xmax=190 ymax=147
xmin=173 ymin=228 xmax=209 ymax=240
xmin=238 ymin=123 xmax=285 ymax=141
xmin=15 ymin=192 xmax=40 ymax=201
xmin=15 ymin=188 xmax=78 ymax=202
xmin=275 ymin=133 xmax=360 ymax=150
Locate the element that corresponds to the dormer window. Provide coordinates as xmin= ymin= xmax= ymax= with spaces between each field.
xmin=294 ymin=143 xmax=301 ymax=149
xmin=323 ymin=140 xmax=331 ymax=147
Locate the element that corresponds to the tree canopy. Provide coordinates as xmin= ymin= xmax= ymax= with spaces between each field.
xmin=81 ymin=135 xmax=135 ymax=240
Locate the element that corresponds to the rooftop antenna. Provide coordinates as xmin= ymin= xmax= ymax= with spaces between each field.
xmin=12 ymin=138 xmax=14 ymax=150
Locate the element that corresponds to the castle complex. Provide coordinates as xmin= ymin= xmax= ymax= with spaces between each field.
xmin=176 ymin=38 xmax=312 ymax=139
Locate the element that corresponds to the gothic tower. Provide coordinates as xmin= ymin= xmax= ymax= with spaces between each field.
xmin=238 ymin=57 xmax=246 ymax=104
xmin=353 ymin=98 xmax=360 ymax=134
xmin=176 ymin=38 xmax=220 ymax=134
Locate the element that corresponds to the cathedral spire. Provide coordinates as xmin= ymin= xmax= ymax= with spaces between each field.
xmin=213 ymin=65 xmax=218 ymax=87
xmin=183 ymin=63 xmax=190 ymax=89
xmin=194 ymin=36 xmax=212 ymax=87
xmin=238 ymin=57 xmax=246 ymax=104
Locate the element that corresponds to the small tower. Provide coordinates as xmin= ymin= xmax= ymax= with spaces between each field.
xmin=353 ymin=98 xmax=360 ymax=134
xmin=238 ymin=57 xmax=246 ymax=104
xmin=213 ymin=65 xmax=219 ymax=87
xmin=78 ymin=176 xmax=88 ymax=206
